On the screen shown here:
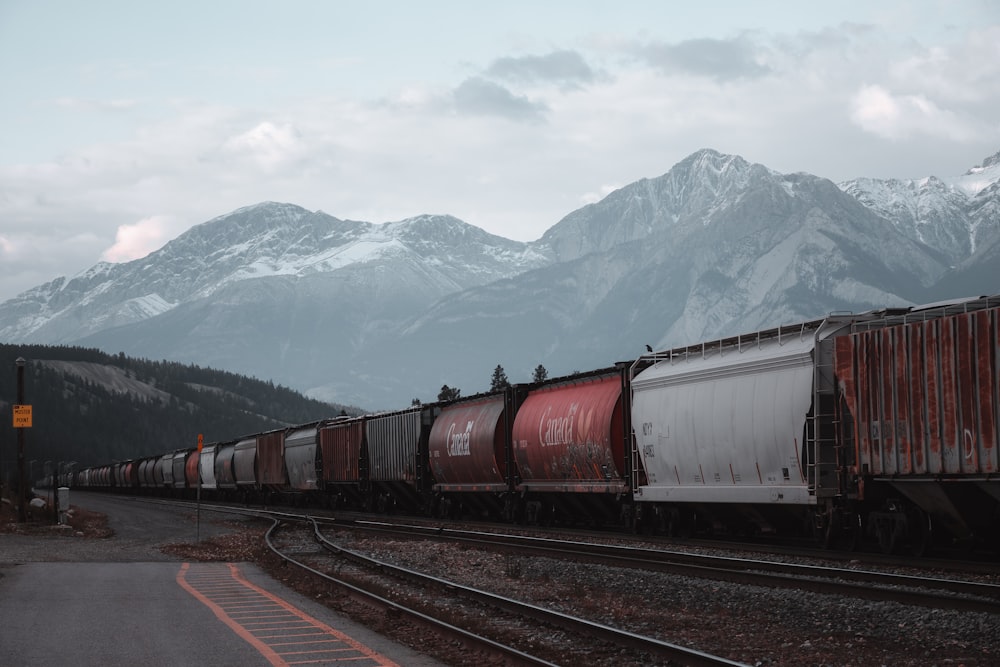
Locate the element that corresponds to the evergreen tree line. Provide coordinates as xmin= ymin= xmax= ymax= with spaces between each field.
xmin=432 ymin=363 xmax=549 ymax=403
xmin=0 ymin=345 xmax=355 ymax=477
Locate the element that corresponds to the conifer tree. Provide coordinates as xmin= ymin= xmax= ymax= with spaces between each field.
xmin=532 ymin=364 xmax=548 ymax=383
xmin=490 ymin=364 xmax=510 ymax=392
xmin=437 ymin=384 xmax=461 ymax=401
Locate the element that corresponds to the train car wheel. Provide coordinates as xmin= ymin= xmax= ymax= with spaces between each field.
xmin=842 ymin=513 xmax=861 ymax=552
xmin=875 ymin=512 xmax=905 ymax=555
xmin=910 ymin=509 xmax=933 ymax=558
xmin=819 ymin=510 xmax=839 ymax=550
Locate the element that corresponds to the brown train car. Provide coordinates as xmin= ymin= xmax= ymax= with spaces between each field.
xmin=318 ymin=417 xmax=366 ymax=507
xmin=835 ymin=296 xmax=1000 ymax=550
xmin=256 ymin=429 xmax=287 ymax=491
xmin=428 ymin=393 xmax=512 ymax=519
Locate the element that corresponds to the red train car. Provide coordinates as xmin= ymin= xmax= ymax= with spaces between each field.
xmin=428 ymin=393 xmax=513 ymax=519
xmin=511 ymin=369 xmax=631 ymax=525
xmin=836 ymin=297 xmax=1000 ymax=550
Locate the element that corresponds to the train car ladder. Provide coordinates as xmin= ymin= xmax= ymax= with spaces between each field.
xmin=809 ymin=327 xmax=843 ymax=499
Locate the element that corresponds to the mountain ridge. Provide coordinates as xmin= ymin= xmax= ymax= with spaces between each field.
xmin=1 ymin=148 xmax=998 ymax=408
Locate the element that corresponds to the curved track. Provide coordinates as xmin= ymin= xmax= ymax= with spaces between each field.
xmin=266 ymin=517 xmax=745 ymax=667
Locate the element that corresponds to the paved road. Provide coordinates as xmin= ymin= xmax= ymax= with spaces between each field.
xmin=0 ymin=492 xmax=443 ymax=666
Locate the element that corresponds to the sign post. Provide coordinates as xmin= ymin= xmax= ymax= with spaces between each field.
xmin=14 ymin=358 xmax=29 ymax=523
xmin=13 ymin=405 xmax=32 ymax=428
xmin=196 ymin=434 xmax=203 ymax=542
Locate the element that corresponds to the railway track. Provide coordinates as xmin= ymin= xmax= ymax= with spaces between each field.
xmin=136 ymin=495 xmax=1000 ymax=615
xmin=328 ymin=517 xmax=1000 ymax=615
xmin=266 ymin=517 xmax=745 ymax=666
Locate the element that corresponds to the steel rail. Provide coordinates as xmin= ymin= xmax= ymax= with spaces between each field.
xmin=263 ymin=517 xmax=561 ymax=667
xmin=309 ymin=519 xmax=747 ymax=667
xmin=334 ymin=518 xmax=1000 ymax=615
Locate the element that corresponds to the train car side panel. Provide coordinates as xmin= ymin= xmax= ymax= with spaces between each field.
xmin=233 ymin=437 xmax=257 ymax=489
xmin=907 ymin=323 xmax=928 ymax=474
xmin=632 ymin=334 xmax=817 ymax=505
xmin=428 ymin=396 xmax=507 ymax=492
xmin=839 ymin=308 xmax=999 ymax=478
xmin=285 ymin=426 xmax=319 ymax=491
xmin=185 ymin=450 xmax=200 ymax=488
xmin=215 ymin=441 xmax=237 ymax=490
xmin=367 ymin=409 xmax=421 ymax=484
xmin=200 ymin=444 xmax=218 ymax=490
xmin=319 ymin=419 xmax=364 ymax=484
xmin=257 ymin=431 xmax=287 ymax=488
xmin=512 ymin=374 xmax=625 ymax=493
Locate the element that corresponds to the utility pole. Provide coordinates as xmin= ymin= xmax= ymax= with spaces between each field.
xmin=14 ymin=358 xmax=27 ymax=523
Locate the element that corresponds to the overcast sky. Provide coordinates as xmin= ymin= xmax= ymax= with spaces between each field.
xmin=1 ymin=1 xmax=998 ymax=304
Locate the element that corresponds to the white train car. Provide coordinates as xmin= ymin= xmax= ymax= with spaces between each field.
xmin=630 ymin=316 xmax=858 ymax=540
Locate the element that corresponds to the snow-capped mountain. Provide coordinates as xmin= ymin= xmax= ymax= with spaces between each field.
xmin=839 ymin=150 xmax=1000 ymax=261
xmin=395 ymin=149 xmax=955 ymax=393
xmin=1 ymin=149 xmax=997 ymax=408
xmin=0 ymin=203 xmax=552 ymax=343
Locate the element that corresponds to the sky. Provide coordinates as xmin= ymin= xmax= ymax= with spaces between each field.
xmin=1 ymin=1 xmax=999 ymax=304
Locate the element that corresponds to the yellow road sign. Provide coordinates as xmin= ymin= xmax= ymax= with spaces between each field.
xmin=13 ymin=404 xmax=32 ymax=428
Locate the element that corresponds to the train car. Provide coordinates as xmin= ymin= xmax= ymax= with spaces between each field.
xmin=366 ymin=406 xmax=438 ymax=513
xmin=150 ymin=454 xmax=166 ymax=490
xmin=428 ymin=392 xmax=515 ymax=520
xmin=631 ymin=294 xmax=1000 ymax=553
xmin=172 ymin=450 xmax=193 ymax=492
xmin=137 ymin=456 xmax=158 ymax=492
xmin=199 ymin=443 xmax=218 ymax=493
xmin=630 ymin=315 xmax=861 ymax=542
xmin=835 ymin=295 xmax=1000 ymax=551
xmin=317 ymin=417 xmax=366 ymax=508
xmin=511 ymin=368 xmax=633 ymax=526
xmin=214 ymin=440 xmax=238 ymax=498
xmin=78 ymin=466 xmax=101 ymax=489
xmin=156 ymin=453 xmax=174 ymax=490
xmin=110 ymin=463 xmax=124 ymax=489
xmin=233 ymin=437 xmax=258 ymax=497
xmin=121 ymin=461 xmax=138 ymax=491
xmin=184 ymin=449 xmax=201 ymax=494
xmin=257 ymin=428 xmax=287 ymax=493
xmin=97 ymin=465 xmax=112 ymax=489
xmin=284 ymin=423 xmax=320 ymax=494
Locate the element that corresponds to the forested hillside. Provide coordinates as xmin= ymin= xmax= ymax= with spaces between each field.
xmin=0 ymin=345 xmax=356 ymax=476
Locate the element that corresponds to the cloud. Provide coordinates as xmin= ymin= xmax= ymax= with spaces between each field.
xmin=2 ymin=19 xmax=999 ymax=305
xmin=484 ymin=50 xmax=596 ymax=86
xmin=453 ymin=77 xmax=548 ymax=122
xmin=844 ymin=25 xmax=1000 ymax=143
xmin=849 ymin=85 xmax=978 ymax=142
xmin=637 ymin=35 xmax=771 ymax=81
xmin=222 ymin=121 xmax=306 ymax=171
xmin=580 ymin=183 xmax=622 ymax=206
xmin=101 ymin=216 xmax=172 ymax=263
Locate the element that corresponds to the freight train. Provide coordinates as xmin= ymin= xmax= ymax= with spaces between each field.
xmin=73 ymin=294 xmax=1000 ymax=555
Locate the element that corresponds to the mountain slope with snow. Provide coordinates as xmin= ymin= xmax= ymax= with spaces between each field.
xmin=0 ymin=203 xmax=552 ymax=344
xmin=1 ymin=149 xmax=997 ymax=408
xmin=839 ymin=150 xmax=1000 ymax=262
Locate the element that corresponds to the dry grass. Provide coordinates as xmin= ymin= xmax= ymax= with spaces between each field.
xmin=0 ymin=495 xmax=112 ymax=537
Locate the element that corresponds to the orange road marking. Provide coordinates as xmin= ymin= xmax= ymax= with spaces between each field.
xmin=177 ymin=562 xmax=400 ymax=666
